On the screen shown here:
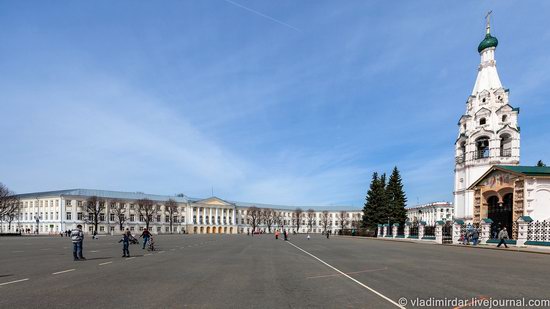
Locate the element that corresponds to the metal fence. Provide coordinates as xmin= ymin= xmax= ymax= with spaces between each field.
xmin=341 ymin=228 xmax=377 ymax=237
xmin=423 ymin=225 xmax=436 ymax=238
xmin=527 ymin=221 xmax=550 ymax=242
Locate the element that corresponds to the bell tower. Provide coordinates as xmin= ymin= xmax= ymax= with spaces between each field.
xmin=453 ymin=12 xmax=520 ymax=222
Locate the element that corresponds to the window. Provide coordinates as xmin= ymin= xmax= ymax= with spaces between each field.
xmin=156 ymin=227 xmax=161 ymax=232
xmin=156 ymin=214 xmax=161 ymax=222
xmin=479 ymin=118 xmax=486 ymax=125
xmin=193 ymin=215 xmax=197 ymax=224
xmin=88 ymin=226 xmax=93 ymax=232
xmin=475 ymin=137 xmax=490 ymax=159
xmin=139 ymin=215 xmax=144 ymax=222
xmin=100 ymin=213 xmax=105 ymax=221
xmin=130 ymin=227 xmax=135 ymax=231
xmin=165 ymin=227 xmax=169 ymax=232
xmin=77 ymin=201 xmax=82 ymax=207
xmin=502 ymin=115 xmax=508 ymax=122
xmin=110 ymin=226 xmax=114 ymax=231
xmin=88 ymin=213 xmax=94 ymax=221
xmin=130 ymin=214 xmax=135 ymax=222
xmin=100 ymin=226 xmax=104 ymax=232
xmin=500 ymin=134 xmax=512 ymax=157
xmin=182 ymin=216 xmax=185 ymax=223
xmin=130 ymin=204 xmax=135 ymax=210
xmin=77 ymin=212 xmax=83 ymax=220
xmin=110 ymin=213 xmax=115 ymax=221
xmin=66 ymin=200 xmax=72 ymax=207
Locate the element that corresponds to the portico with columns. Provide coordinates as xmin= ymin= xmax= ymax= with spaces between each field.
xmin=189 ymin=197 xmax=237 ymax=234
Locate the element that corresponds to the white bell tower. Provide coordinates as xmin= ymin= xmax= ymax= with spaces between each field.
xmin=453 ymin=12 xmax=520 ymax=222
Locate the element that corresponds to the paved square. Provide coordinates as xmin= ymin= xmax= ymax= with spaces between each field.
xmin=1 ymin=235 xmax=549 ymax=308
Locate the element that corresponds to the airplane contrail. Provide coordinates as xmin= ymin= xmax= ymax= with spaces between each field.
xmin=223 ymin=0 xmax=302 ymax=33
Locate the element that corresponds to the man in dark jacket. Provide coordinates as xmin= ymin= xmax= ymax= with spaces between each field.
xmin=119 ymin=229 xmax=131 ymax=257
xmin=140 ymin=228 xmax=151 ymax=250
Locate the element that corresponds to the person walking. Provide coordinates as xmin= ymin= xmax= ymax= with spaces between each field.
xmin=307 ymin=234 xmax=310 ymax=240
xmin=119 ymin=229 xmax=131 ymax=257
xmin=140 ymin=228 xmax=151 ymax=250
xmin=497 ymin=227 xmax=509 ymax=248
xmin=472 ymin=228 xmax=479 ymax=246
xmin=283 ymin=230 xmax=288 ymax=241
xmin=275 ymin=230 xmax=279 ymax=240
xmin=326 ymin=230 xmax=330 ymax=239
xmin=71 ymin=224 xmax=85 ymax=261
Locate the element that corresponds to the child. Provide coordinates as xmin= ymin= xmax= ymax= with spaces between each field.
xmin=119 ymin=229 xmax=130 ymax=257
xmin=307 ymin=234 xmax=310 ymax=240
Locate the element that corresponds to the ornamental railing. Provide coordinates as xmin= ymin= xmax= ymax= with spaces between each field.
xmin=475 ymin=150 xmax=490 ymax=159
xmin=527 ymin=220 xmax=550 ymax=243
xmin=500 ymin=148 xmax=512 ymax=157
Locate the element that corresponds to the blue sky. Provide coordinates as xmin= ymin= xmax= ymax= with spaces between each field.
xmin=1 ymin=1 xmax=549 ymax=208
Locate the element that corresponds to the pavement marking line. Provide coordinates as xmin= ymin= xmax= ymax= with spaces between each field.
xmin=307 ymin=267 xmax=388 ymax=279
xmin=0 ymin=278 xmax=30 ymax=286
xmin=52 ymin=269 xmax=75 ymax=275
xmin=145 ymin=253 xmax=152 ymax=256
xmin=99 ymin=261 xmax=113 ymax=266
xmin=157 ymin=251 xmax=165 ymax=254
xmin=287 ymin=242 xmax=404 ymax=309
xmin=90 ymin=250 xmax=99 ymax=253
xmin=126 ymin=257 xmax=135 ymax=260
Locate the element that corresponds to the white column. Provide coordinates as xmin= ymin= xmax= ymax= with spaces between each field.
xmin=215 ymin=208 xmax=219 ymax=225
xmin=232 ymin=209 xmax=236 ymax=225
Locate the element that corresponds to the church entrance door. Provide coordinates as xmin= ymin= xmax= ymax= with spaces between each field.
xmin=487 ymin=194 xmax=513 ymax=238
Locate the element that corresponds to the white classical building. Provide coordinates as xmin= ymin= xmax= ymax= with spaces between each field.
xmin=453 ymin=16 xmax=520 ymax=222
xmin=0 ymin=189 xmax=362 ymax=235
xmin=406 ymin=202 xmax=454 ymax=225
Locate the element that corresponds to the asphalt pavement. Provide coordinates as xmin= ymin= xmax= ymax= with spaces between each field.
xmin=1 ymin=234 xmax=549 ymax=308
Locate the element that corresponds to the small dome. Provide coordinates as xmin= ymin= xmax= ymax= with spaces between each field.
xmin=478 ymin=33 xmax=498 ymax=53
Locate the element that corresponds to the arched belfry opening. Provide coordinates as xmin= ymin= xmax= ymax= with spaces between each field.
xmin=475 ymin=136 xmax=490 ymax=159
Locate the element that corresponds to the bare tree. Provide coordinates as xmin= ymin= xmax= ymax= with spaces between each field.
xmin=274 ymin=211 xmax=283 ymax=231
xmin=111 ymin=200 xmax=127 ymax=231
xmin=85 ymin=196 xmax=105 ymax=235
xmin=262 ymin=208 xmax=275 ymax=233
xmin=247 ymin=206 xmax=261 ymax=234
xmin=0 ymin=183 xmax=19 ymax=219
xmin=137 ymin=198 xmax=156 ymax=231
xmin=307 ymin=209 xmax=316 ymax=232
xmin=320 ymin=210 xmax=330 ymax=234
xmin=293 ymin=208 xmax=304 ymax=233
xmin=165 ymin=198 xmax=178 ymax=234
xmin=337 ymin=210 xmax=349 ymax=234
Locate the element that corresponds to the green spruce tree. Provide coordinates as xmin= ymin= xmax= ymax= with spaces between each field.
xmin=362 ymin=172 xmax=379 ymax=229
xmin=386 ymin=166 xmax=408 ymax=225
xmin=537 ymin=160 xmax=546 ymax=167
xmin=362 ymin=172 xmax=389 ymax=229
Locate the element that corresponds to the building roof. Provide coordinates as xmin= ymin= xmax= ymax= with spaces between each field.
xmin=15 ymin=189 xmax=360 ymax=211
xmin=15 ymin=189 xmax=188 ymax=203
xmin=468 ymin=165 xmax=550 ymax=189
xmin=495 ymin=165 xmax=550 ymax=176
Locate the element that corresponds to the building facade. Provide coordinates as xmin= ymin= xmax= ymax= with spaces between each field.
xmin=468 ymin=165 xmax=550 ymax=238
xmin=454 ymin=16 xmax=520 ymax=222
xmin=0 ymin=189 xmax=362 ymax=235
xmin=406 ymin=202 xmax=454 ymax=225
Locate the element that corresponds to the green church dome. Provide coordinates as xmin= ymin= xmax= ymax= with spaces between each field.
xmin=478 ymin=33 xmax=498 ymax=53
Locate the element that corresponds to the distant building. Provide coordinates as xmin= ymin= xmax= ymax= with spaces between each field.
xmin=1 ymin=188 xmax=362 ymax=235
xmin=406 ymin=202 xmax=454 ymax=225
